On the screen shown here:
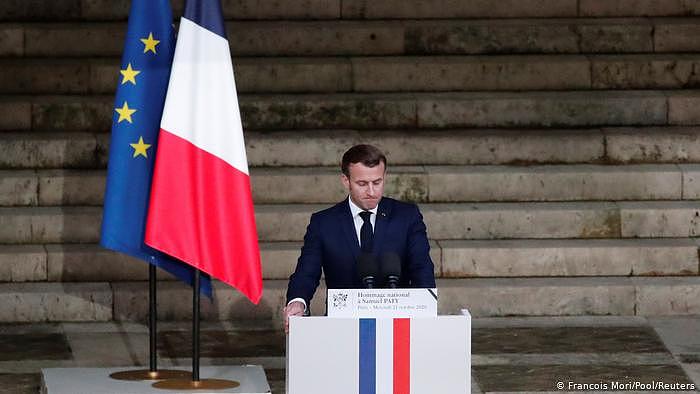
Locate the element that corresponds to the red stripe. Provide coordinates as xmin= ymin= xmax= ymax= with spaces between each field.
xmin=145 ymin=129 xmax=262 ymax=303
xmin=393 ymin=318 xmax=410 ymax=394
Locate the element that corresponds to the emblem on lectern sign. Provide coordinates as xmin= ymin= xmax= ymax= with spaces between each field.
xmin=332 ymin=292 xmax=349 ymax=309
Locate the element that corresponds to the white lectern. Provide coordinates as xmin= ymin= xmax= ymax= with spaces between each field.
xmin=286 ymin=289 xmax=471 ymax=394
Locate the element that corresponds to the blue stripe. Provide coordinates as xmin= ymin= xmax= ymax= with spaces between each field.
xmin=183 ymin=0 xmax=227 ymax=39
xmin=359 ymin=319 xmax=376 ymax=394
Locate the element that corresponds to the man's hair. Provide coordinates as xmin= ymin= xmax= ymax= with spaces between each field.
xmin=341 ymin=144 xmax=387 ymax=177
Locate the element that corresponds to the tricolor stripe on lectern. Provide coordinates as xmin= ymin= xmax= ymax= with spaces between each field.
xmin=359 ymin=319 xmax=377 ymax=394
xmin=358 ymin=318 xmax=411 ymax=394
xmin=393 ymin=319 xmax=411 ymax=394
xmin=145 ymin=0 xmax=262 ymax=303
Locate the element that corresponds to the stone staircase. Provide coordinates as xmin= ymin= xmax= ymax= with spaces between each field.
xmin=2 ymin=0 xmax=700 ymax=323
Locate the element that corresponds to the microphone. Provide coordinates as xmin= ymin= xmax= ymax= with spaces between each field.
xmin=381 ymin=253 xmax=402 ymax=289
xmin=357 ymin=253 xmax=379 ymax=289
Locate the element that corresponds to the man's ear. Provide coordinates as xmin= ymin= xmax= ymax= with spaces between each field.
xmin=341 ymin=174 xmax=350 ymax=190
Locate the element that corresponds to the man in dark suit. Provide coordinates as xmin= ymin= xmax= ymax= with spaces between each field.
xmin=283 ymin=144 xmax=436 ymax=330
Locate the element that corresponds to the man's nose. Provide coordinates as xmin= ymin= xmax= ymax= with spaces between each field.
xmin=367 ymin=184 xmax=376 ymax=196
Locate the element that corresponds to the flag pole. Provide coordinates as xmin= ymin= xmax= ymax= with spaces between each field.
xmin=149 ymin=264 xmax=158 ymax=374
xmin=192 ymin=269 xmax=201 ymax=382
xmin=152 ymin=270 xmax=240 ymax=390
xmin=110 ymin=266 xmax=191 ymax=381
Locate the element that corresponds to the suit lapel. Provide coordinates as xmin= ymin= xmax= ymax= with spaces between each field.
xmin=337 ymin=199 xmax=361 ymax=260
xmin=372 ymin=198 xmax=392 ymax=255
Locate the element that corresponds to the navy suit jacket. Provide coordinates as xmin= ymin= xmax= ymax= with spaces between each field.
xmin=286 ymin=197 xmax=436 ymax=306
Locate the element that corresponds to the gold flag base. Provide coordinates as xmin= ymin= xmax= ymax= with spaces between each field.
xmin=109 ymin=369 xmax=192 ymax=381
xmin=152 ymin=378 xmax=241 ymax=390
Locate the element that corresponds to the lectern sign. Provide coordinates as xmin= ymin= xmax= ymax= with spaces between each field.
xmin=327 ymin=288 xmax=438 ymax=318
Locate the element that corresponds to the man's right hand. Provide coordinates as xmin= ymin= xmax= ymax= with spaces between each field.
xmin=283 ymin=301 xmax=305 ymax=334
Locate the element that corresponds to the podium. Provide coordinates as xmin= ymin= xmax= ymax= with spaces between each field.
xmin=286 ymin=289 xmax=471 ymax=394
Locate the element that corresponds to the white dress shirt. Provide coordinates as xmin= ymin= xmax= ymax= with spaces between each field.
xmin=287 ymin=197 xmax=380 ymax=312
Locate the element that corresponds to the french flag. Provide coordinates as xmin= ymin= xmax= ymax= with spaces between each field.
xmin=145 ymin=0 xmax=262 ymax=303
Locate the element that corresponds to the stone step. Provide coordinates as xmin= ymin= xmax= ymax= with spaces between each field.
xmin=0 ymin=243 xmax=295 ymax=283
xmin=0 ymin=167 xmax=425 ymax=206
xmin=3 ymin=128 xmax=700 ymax=170
xmin=0 ymin=282 xmax=113 ymax=322
xmin=358 ymin=54 xmax=700 ymax=92
xmin=0 ymin=133 xmax=107 ymax=169
xmin=0 ymin=241 xmax=439 ymax=282
xmin=592 ymin=54 xmax=700 ymax=89
xmin=0 ymin=57 xmax=352 ymax=94
xmin=654 ymin=19 xmax=700 ymax=53
xmin=0 ymin=206 xmax=103 ymax=243
xmin=423 ymin=164 xmax=697 ymax=203
xmin=0 ymin=243 xmax=292 ymax=282
xmin=4 ymin=90 xmax=700 ymax=132
xmin=112 ymin=277 xmax=700 ymax=319
xmin=2 ymin=276 xmax=700 ymax=322
xmin=6 ymin=55 xmax=700 ymax=94
xmin=0 ymin=170 xmax=38 ymax=206
xmin=0 ymin=170 xmax=105 ymax=206
xmin=0 ymin=96 xmax=114 ymax=132
xmin=349 ymin=0 xmax=700 ymax=19
xmin=2 ymin=0 xmax=699 ymax=22
xmin=0 ymin=244 xmax=47 ymax=282
xmin=619 ymin=201 xmax=700 ymax=238
xmin=605 ymin=127 xmax=700 ymax=163
xmin=0 ymin=0 xmax=341 ymax=22
xmin=240 ymin=127 xmax=700 ymax=166
xmin=4 ymin=18 xmax=696 ymax=58
xmin=443 ymin=276 xmax=700 ymax=317
xmin=0 ymin=243 xmax=303 ymax=282
xmin=2 ymin=201 xmax=700 ymax=243
xmin=2 ymin=238 xmax=697 ymax=284
xmin=197 ymin=201 xmax=700 ymax=241
xmin=439 ymin=238 xmax=699 ymax=278
xmin=0 ymin=130 xmax=601 ymax=169
xmin=3 ymin=164 xmax=700 ymax=207
xmin=421 ymin=202 xmax=624 ymax=241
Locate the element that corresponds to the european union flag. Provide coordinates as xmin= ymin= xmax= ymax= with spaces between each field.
xmin=100 ymin=0 xmax=212 ymax=295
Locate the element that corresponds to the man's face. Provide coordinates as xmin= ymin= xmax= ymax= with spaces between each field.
xmin=342 ymin=162 xmax=385 ymax=210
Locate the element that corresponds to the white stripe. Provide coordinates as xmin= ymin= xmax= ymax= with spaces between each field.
xmin=160 ymin=17 xmax=249 ymax=175
xmin=411 ymin=316 xmax=471 ymax=394
xmin=376 ymin=318 xmax=394 ymax=394
xmin=288 ymin=317 xmax=359 ymax=394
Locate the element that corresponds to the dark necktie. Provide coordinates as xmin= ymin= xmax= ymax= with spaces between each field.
xmin=359 ymin=211 xmax=373 ymax=253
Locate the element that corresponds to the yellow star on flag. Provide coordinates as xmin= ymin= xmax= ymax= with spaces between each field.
xmin=114 ymin=101 xmax=136 ymax=123
xmin=120 ymin=63 xmax=141 ymax=85
xmin=140 ymin=32 xmax=160 ymax=54
xmin=130 ymin=136 xmax=151 ymax=158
